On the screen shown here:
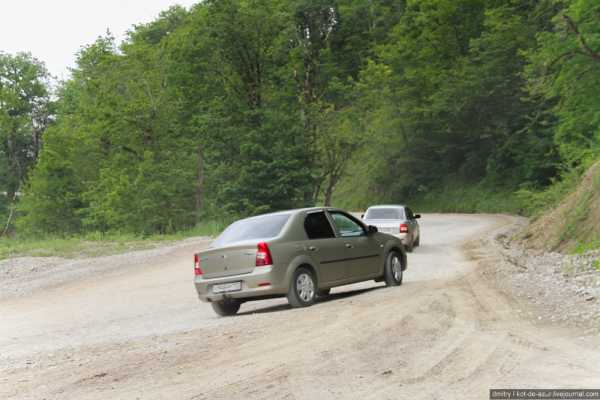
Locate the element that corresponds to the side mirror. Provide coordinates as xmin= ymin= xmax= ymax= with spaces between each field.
xmin=360 ymin=214 xmax=365 ymax=219
xmin=414 ymin=214 xmax=421 ymax=219
xmin=368 ymin=225 xmax=378 ymax=235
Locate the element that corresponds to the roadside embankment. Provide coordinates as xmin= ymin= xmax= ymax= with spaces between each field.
xmin=522 ymin=161 xmax=600 ymax=253
xmin=472 ymin=217 xmax=600 ymax=335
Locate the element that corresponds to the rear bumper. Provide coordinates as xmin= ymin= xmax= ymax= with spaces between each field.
xmin=194 ymin=265 xmax=287 ymax=302
xmin=392 ymin=233 xmax=408 ymax=243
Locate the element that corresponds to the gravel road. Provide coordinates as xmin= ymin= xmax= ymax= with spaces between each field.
xmin=1 ymin=214 xmax=599 ymax=399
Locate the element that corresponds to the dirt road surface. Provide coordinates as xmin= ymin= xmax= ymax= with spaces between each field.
xmin=1 ymin=215 xmax=599 ymax=399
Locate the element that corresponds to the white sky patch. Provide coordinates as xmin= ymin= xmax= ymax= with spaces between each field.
xmin=0 ymin=0 xmax=198 ymax=80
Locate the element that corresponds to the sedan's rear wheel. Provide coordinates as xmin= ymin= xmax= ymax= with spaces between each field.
xmin=288 ymin=267 xmax=316 ymax=308
xmin=211 ymin=299 xmax=241 ymax=316
xmin=384 ymin=251 xmax=403 ymax=286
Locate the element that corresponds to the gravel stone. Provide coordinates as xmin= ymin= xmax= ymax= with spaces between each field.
xmin=480 ymin=219 xmax=600 ymax=334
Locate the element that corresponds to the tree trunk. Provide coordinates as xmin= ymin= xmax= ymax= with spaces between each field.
xmin=195 ymin=144 xmax=205 ymax=225
xmin=323 ymin=174 xmax=338 ymax=207
xmin=312 ymin=180 xmax=322 ymax=205
xmin=32 ymin=128 xmax=42 ymax=162
xmin=6 ymin=128 xmax=20 ymax=200
xmin=1 ymin=205 xmax=15 ymax=238
xmin=563 ymin=15 xmax=600 ymax=63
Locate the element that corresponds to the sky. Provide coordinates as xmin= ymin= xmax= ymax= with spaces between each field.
xmin=0 ymin=0 xmax=198 ymax=80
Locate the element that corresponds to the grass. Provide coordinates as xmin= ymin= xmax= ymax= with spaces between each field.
xmin=412 ymin=183 xmax=524 ymax=215
xmin=560 ymin=189 xmax=593 ymax=244
xmin=519 ymin=160 xmax=600 ymax=253
xmin=560 ymin=163 xmax=600 ymax=252
xmin=513 ymin=169 xmax=582 ymax=218
xmin=573 ymin=240 xmax=600 ymax=254
xmin=0 ymin=220 xmax=226 ymax=261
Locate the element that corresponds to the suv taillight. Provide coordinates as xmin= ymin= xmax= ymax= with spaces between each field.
xmin=399 ymin=223 xmax=409 ymax=233
xmin=194 ymin=254 xmax=203 ymax=276
xmin=256 ymin=242 xmax=273 ymax=266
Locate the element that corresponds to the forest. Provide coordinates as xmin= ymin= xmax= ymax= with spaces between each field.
xmin=1 ymin=0 xmax=599 ymax=236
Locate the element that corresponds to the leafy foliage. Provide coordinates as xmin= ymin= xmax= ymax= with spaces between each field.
xmin=4 ymin=0 xmax=600 ymax=237
xmin=0 ymin=52 xmax=52 ymax=235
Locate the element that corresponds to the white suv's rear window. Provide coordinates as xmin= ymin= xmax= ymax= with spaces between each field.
xmin=365 ymin=208 xmax=404 ymax=220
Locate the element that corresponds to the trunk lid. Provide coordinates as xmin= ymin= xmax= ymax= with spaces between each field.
xmin=197 ymin=242 xmax=257 ymax=279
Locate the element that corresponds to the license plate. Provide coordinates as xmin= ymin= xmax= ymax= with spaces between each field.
xmin=212 ymin=281 xmax=242 ymax=294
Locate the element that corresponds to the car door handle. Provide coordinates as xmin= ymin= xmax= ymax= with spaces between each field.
xmin=306 ymin=246 xmax=318 ymax=252
xmin=345 ymin=243 xmax=354 ymax=249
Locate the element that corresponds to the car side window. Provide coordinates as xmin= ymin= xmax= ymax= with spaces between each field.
xmin=405 ymin=207 xmax=414 ymax=220
xmin=304 ymin=212 xmax=336 ymax=239
xmin=329 ymin=212 xmax=366 ymax=237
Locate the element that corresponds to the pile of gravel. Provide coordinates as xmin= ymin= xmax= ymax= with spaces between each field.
xmin=486 ymin=222 xmax=600 ymax=335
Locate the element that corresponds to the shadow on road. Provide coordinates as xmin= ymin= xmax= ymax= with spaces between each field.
xmin=237 ymin=285 xmax=385 ymax=316
xmin=407 ymin=244 xmax=441 ymax=255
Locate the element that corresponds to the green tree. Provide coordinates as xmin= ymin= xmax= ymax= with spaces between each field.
xmin=527 ymin=0 xmax=600 ymax=170
xmin=0 ymin=52 xmax=52 ymax=235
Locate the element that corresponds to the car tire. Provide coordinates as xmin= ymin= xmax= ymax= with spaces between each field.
xmin=287 ymin=267 xmax=317 ymax=308
xmin=211 ymin=299 xmax=241 ymax=316
xmin=414 ymin=235 xmax=420 ymax=247
xmin=317 ymin=288 xmax=331 ymax=298
xmin=384 ymin=251 xmax=403 ymax=286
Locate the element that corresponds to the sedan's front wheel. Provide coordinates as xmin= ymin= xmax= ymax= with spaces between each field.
xmin=384 ymin=251 xmax=403 ymax=286
xmin=211 ymin=298 xmax=241 ymax=316
xmin=288 ymin=267 xmax=316 ymax=308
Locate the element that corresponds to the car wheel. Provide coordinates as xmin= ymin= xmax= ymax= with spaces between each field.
xmin=317 ymin=288 xmax=331 ymax=298
xmin=287 ymin=267 xmax=317 ymax=308
xmin=414 ymin=234 xmax=420 ymax=247
xmin=384 ymin=251 xmax=403 ymax=286
xmin=211 ymin=299 xmax=241 ymax=316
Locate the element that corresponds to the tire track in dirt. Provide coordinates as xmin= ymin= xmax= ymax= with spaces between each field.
xmin=3 ymin=215 xmax=600 ymax=400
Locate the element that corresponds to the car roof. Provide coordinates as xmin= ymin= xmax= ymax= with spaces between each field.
xmin=236 ymin=207 xmax=343 ymax=222
xmin=365 ymin=204 xmax=406 ymax=209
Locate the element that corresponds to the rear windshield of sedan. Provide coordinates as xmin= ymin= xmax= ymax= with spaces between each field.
xmin=212 ymin=213 xmax=291 ymax=247
xmin=365 ymin=208 xmax=404 ymax=220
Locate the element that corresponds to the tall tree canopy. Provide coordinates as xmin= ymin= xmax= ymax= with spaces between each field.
xmin=0 ymin=52 xmax=52 ymax=235
xmin=7 ymin=0 xmax=600 ymax=235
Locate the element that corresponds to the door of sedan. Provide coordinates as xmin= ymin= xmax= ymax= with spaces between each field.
xmin=303 ymin=211 xmax=348 ymax=284
xmin=327 ymin=211 xmax=382 ymax=280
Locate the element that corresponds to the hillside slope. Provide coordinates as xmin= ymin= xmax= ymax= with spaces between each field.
xmin=523 ymin=162 xmax=600 ymax=253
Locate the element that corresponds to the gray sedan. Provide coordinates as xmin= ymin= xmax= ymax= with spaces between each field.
xmin=194 ymin=207 xmax=407 ymax=316
xmin=362 ymin=205 xmax=421 ymax=252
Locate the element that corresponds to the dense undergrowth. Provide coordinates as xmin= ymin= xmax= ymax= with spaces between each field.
xmin=0 ymin=220 xmax=227 ymax=260
xmin=2 ymin=0 xmax=600 ymax=258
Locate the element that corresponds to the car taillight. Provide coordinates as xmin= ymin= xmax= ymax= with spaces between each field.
xmin=194 ymin=254 xmax=203 ymax=276
xmin=256 ymin=242 xmax=273 ymax=267
xmin=399 ymin=223 xmax=409 ymax=233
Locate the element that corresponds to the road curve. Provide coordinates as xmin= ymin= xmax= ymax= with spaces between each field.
xmin=1 ymin=214 xmax=599 ymax=399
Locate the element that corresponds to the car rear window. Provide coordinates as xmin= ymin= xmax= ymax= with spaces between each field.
xmin=365 ymin=208 xmax=404 ymax=220
xmin=212 ymin=213 xmax=291 ymax=247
